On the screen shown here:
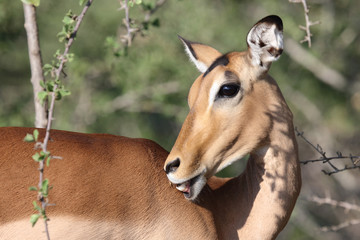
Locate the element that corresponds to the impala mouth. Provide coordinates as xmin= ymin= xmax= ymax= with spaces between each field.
xmin=173 ymin=174 xmax=205 ymax=200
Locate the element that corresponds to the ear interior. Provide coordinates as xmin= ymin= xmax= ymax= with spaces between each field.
xmin=247 ymin=15 xmax=284 ymax=68
xmin=179 ymin=36 xmax=222 ymax=73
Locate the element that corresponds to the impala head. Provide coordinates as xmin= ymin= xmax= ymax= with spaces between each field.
xmin=165 ymin=15 xmax=287 ymax=200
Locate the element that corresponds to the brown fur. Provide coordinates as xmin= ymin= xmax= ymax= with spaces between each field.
xmin=0 ymin=127 xmax=218 ymax=239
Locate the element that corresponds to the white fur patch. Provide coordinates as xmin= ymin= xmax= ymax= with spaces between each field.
xmin=183 ymin=43 xmax=208 ymax=73
xmin=247 ymin=23 xmax=283 ymax=66
xmin=208 ymin=80 xmax=221 ymax=109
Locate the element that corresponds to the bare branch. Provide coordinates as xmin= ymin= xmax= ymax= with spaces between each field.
xmin=23 ymin=3 xmax=48 ymax=128
xmin=308 ymin=195 xmax=360 ymax=212
xmin=289 ymin=0 xmax=320 ymax=47
xmin=307 ymin=195 xmax=360 ymax=232
xmin=118 ymin=0 xmax=168 ymax=48
xmin=295 ymin=127 xmax=360 ymax=175
xmin=320 ymin=219 xmax=360 ymax=232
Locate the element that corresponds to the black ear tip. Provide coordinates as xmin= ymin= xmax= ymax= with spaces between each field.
xmin=257 ymin=15 xmax=283 ymax=30
xmin=177 ymin=35 xmax=192 ymax=45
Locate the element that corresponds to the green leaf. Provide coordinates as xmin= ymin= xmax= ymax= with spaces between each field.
xmin=41 ymin=179 xmax=49 ymax=197
xmin=24 ymin=133 xmax=34 ymax=142
xmin=39 ymin=80 xmax=46 ymax=88
xmin=55 ymin=91 xmax=62 ymax=101
xmin=29 ymin=186 xmax=37 ymax=191
xmin=63 ymin=15 xmax=74 ymax=25
xmin=38 ymin=91 xmax=48 ymax=104
xmin=33 ymin=130 xmax=39 ymax=141
xmin=32 ymin=201 xmax=41 ymax=212
xmin=45 ymin=81 xmax=55 ymax=92
xmin=135 ymin=0 xmax=142 ymax=4
xmin=66 ymin=53 xmax=75 ymax=62
xmin=32 ymin=152 xmax=46 ymax=162
xmin=46 ymin=156 xmax=51 ymax=167
xmin=79 ymin=0 xmax=87 ymax=6
xmin=57 ymin=28 xmax=68 ymax=42
xmin=21 ymin=0 xmax=40 ymax=7
xmin=32 ymin=152 xmax=40 ymax=162
xmin=152 ymin=18 xmax=160 ymax=27
xmin=60 ymin=88 xmax=71 ymax=97
xmin=30 ymin=214 xmax=40 ymax=227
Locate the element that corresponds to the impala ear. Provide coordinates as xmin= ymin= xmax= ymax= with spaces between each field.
xmin=247 ymin=15 xmax=283 ymax=69
xmin=178 ymin=36 xmax=222 ymax=73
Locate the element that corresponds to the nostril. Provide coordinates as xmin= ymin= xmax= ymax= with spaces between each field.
xmin=165 ymin=158 xmax=181 ymax=174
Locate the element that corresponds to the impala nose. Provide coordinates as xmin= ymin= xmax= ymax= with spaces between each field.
xmin=165 ymin=158 xmax=180 ymax=174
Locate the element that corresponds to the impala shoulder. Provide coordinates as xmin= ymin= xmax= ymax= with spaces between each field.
xmin=132 ymin=138 xmax=169 ymax=162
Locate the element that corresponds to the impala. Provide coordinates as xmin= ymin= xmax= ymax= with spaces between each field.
xmin=0 ymin=15 xmax=301 ymax=239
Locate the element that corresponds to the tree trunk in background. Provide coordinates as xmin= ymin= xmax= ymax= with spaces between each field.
xmin=23 ymin=3 xmax=47 ymax=128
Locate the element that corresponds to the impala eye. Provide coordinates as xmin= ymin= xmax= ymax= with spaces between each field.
xmin=217 ymin=84 xmax=240 ymax=98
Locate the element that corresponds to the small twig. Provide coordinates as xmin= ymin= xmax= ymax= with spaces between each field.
xmin=308 ymin=195 xmax=360 ymax=212
xmin=118 ymin=0 xmax=136 ymax=47
xmin=307 ymin=195 xmax=360 ymax=232
xmin=295 ymin=127 xmax=360 ymax=175
xmin=55 ymin=0 xmax=94 ymax=79
xmin=320 ymin=219 xmax=360 ymax=232
xmin=118 ymin=0 xmax=167 ymax=48
xmin=124 ymin=0 xmax=133 ymax=46
xmin=289 ymin=0 xmax=320 ymax=47
xmin=144 ymin=0 xmax=167 ymax=22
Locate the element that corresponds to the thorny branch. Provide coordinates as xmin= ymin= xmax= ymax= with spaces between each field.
xmin=295 ymin=127 xmax=360 ymax=175
xmin=308 ymin=195 xmax=360 ymax=232
xmin=289 ymin=0 xmax=320 ymax=47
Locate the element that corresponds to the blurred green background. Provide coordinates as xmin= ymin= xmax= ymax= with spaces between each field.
xmin=1 ymin=0 xmax=359 ymax=239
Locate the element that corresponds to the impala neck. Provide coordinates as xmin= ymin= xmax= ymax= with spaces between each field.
xmin=208 ymin=110 xmax=301 ymax=240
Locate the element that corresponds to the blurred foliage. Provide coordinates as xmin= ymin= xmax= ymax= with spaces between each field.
xmin=0 ymin=0 xmax=359 ymax=239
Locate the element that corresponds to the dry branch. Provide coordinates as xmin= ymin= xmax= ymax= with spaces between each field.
xmin=309 ymin=195 xmax=360 ymax=212
xmin=308 ymin=195 xmax=360 ymax=232
xmin=320 ymin=219 xmax=360 ymax=232
xmin=289 ymin=0 xmax=320 ymax=47
xmin=295 ymin=128 xmax=360 ymax=175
